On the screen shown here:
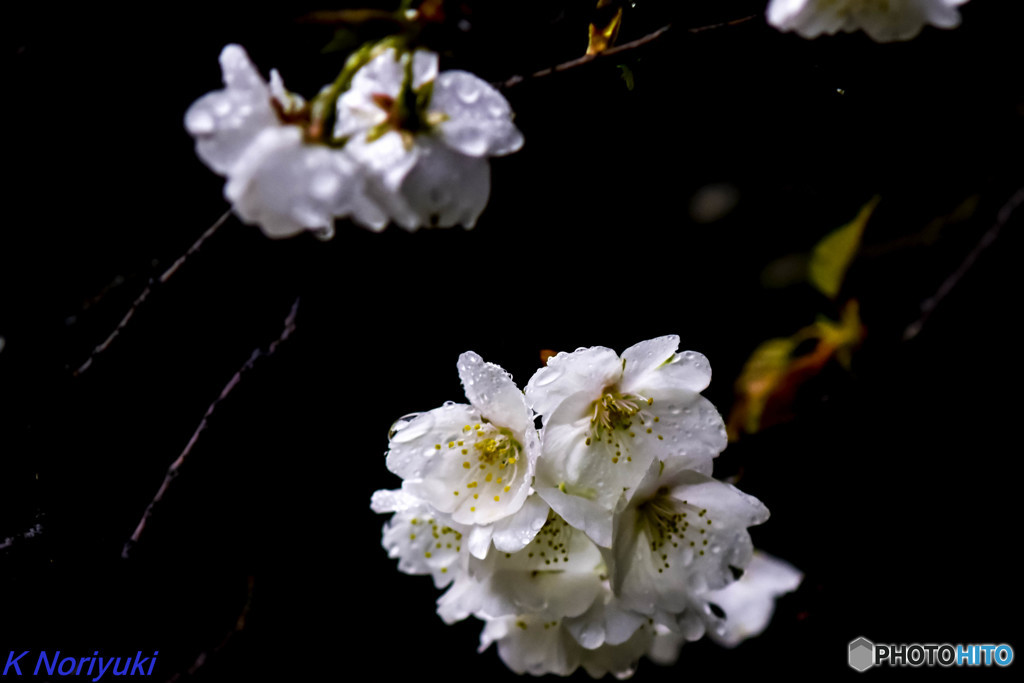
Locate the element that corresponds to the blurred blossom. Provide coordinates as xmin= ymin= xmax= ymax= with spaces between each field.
xmin=767 ymin=0 xmax=969 ymax=42
xmin=689 ymin=183 xmax=740 ymax=224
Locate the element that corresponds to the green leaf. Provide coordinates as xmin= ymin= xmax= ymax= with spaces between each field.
xmin=808 ymin=196 xmax=879 ymax=299
xmin=617 ymin=64 xmax=635 ymax=91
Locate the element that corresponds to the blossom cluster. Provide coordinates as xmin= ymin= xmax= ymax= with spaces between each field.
xmin=371 ymin=336 xmax=800 ymax=677
xmin=185 ymin=44 xmax=522 ymax=239
xmin=768 ymin=0 xmax=970 ymax=42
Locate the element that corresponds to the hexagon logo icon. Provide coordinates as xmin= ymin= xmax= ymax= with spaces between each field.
xmin=849 ymin=637 xmax=875 ymax=672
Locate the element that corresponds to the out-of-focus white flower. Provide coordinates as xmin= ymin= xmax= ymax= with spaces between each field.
xmin=185 ymin=44 xmax=385 ymax=238
xmin=767 ymin=0 xmax=969 ymax=42
xmin=703 ymin=550 xmax=802 ymax=647
xmin=184 ymin=45 xmax=279 ymax=176
xmin=335 ymin=48 xmax=523 ymax=230
xmin=524 ymin=336 xmax=728 ymax=548
xmin=223 ymin=125 xmax=383 ymax=238
xmin=385 ymin=352 xmax=541 ymax=550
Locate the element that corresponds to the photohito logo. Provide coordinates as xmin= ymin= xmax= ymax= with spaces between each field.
xmin=848 ymin=637 xmax=1014 ymax=671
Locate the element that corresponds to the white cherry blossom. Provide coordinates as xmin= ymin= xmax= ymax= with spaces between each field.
xmin=437 ymin=507 xmax=604 ymax=625
xmin=385 ymin=352 xmax=540 ymax=548
xmin=525 ymin=336 xmax=728 ymax=548
xmin=767 ymin=0 xmax=969 ymax=42
xmin=372 ymin=341 xmax=798 ymax=677
xmin=335 ymin=48 xmax=523 ymax=230
xmin=185 ymin=44 xmax=385 ymax=238
xmin=371 ymin=488 xmax=470 ymax=588
xmin=608 ymin=458 xmax=769 ymax=618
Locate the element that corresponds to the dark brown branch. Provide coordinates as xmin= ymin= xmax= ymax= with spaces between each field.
xmin=165 ymin=576 xmax=256 ymax=683
xmin=903 ymin=186 xmax=1024 ymax=341
xmin=297 ymin=9 xmax=407 ymax=25
xmin=497 ymin=15 xmax=758 ymax=90
xmin=121 ymin=297 xmax=300 ymax=559
xmin=73 ymin=209 xmax=233 ymax=377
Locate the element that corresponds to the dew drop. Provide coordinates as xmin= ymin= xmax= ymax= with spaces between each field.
xmin=389 ymin=412 xmax=435 ymax=443
xmin=311 ymin=172 xmax=340 ymax=200
xmin=455 ymin=77 xmax=482 ymax=103
xmin=450 ymin=128 xmax=488 ymax=156
xmin=186 ymin=109 xmax=215 ymax=134
xmin=576 ymin=625 xmax=603 ymax=649
xmin=534 ymin=367 xmax=563 ymax=387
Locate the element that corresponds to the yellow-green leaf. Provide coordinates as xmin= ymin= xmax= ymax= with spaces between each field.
xmin=808 ymin=196 xmax=880 ymax=299
xmin=587 ymin=1 xmax=623 ymax=56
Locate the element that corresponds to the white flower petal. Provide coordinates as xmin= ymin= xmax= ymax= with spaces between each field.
xmin=431 ymin=71 xmax=525 ymax=157
xmin=184 ymin=44 xmax=278 ymax=176
xmin=534 ymin=394 xmax=657 ymax=545
xmin=369 ymin=487 xmax=419 ymax=514
xmin=458 ymin=351 xmax=532 ymax=438
xmin=525 ymin=346 xmax=621 ymax=419
xmin=613 ymin=465 xmax=770 ymax=615
xmin=646 ymin=623 xmax=688 ymax=666
xmin=438 ymin=512 xmax=605 ymax=621
xmin=620 ymin=342 xmax=712 ymax=397
xmin=704 ymin=551 xmax=802 ymax=647
xmin=491 ymin=494 xmax=550 ymax=553
xmin=530 ymin=339 xmax=727 ymax=548
xmin=224 ymin=127 xmax=366 ymax=239
xmin=479 ymin=615 xmax=582 ymax=676
xmin=344 ymin=130 xmax=420 ymax=192
xmin=385 ymin=357 xmax=537 ymax=528
xmin=397 ymin=137 xmax=491 ymax=229
xmin=577 ymin=626 xmax=652 ymax=679
xmin=380 ymin=502 xmax=469 ymax=588
xmin=412 ymin=49 xmax=439 ymax=90
xmin=564 ymin=594 xmax=646 ymax=649
xmin=467 ymin=524 xmax=495 ymax=559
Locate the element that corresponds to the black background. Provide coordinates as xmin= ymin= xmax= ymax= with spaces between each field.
xmin=2 ymin=1 xmax=1021 ymax=680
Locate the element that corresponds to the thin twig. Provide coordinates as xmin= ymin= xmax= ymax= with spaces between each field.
xmin=497 ymin=15 xmax=758 ymax=90
xmin=121 ymin=297 xmax=300 ymax=559
xmin=73 ymin=210 xmax=233 ymax=377
xmin=165 ymin=575 xmax=256 ymax=683
xmin=904 ymin=186 xmax=1024 ymax=341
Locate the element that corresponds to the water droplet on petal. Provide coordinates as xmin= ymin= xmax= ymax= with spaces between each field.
xmin=311 ymin=172 xmax=340 ymax=200
xmin=389 ymin=412 xmax=435 ymax=443
xmin=534 ymin=367 xmax=563 ymax=387
xmin=186 ymin=110 xmax=215 ymax=134
xmin=455 ymin=77 xmax=481 ymax=104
